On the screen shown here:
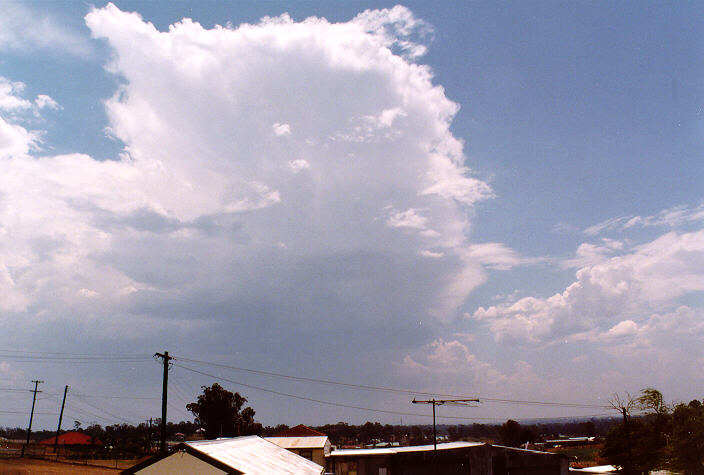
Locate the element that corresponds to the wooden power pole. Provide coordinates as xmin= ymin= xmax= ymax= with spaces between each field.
xmin=21 ymin=380 xmax=43 ymax=457
xmin=54 ymin=385 xmax=69 ymax=454
xmin=154 ymin=351 xmax=173 ymax=454
xmin=412 ymin=398 xmax=480 ymax=452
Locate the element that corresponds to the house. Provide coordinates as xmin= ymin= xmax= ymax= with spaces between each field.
xmin=121 ymin=435 xmax=324 ymax=475
xmin=327 ymin=441 xmax=570 ymax=475
xmin=265 ymin=424 xmax=331 ymax=466
xmin=40 ymin=431 xmax=102 ymax=446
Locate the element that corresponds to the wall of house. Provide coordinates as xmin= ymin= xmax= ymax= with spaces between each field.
xmin=327 ymin=446 xmax=568 ymax=475
xmin=135 ymin=452 xmax=227 ymax=475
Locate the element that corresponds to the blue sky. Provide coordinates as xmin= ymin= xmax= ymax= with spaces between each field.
xmin=1 ymin=1 xmax=703 ymax=430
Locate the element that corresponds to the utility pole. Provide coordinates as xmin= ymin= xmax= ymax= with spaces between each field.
xmin=412 ymin=398 xmax=480 ymax=452
xmin=154 ymin=351 xmax=173 ymax=454
xmin=54 ymin=385 xmax=69 ymax=454
xmin=21 ymin=380 xmax=44 ymax=457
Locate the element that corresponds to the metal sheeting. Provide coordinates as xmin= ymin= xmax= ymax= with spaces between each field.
xmin=186 ymin=436 xmax=324 ymax=475
xmin=329 ymin=441 xmax=484 ymax=457
xmin=265 ymin=436 xmax=329 ymax=449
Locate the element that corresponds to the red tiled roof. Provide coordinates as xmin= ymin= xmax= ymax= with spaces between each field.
xmin=272 ymin=424 xmax=326 ymax=437
xmin=40 ymin=431 xmax=102 ymax=446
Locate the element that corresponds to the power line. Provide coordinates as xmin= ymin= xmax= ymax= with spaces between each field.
xmin=0 ymin=410 xmax=57 ymax=415
xmin=172 ymin=355 xmax=609 ymax=410
xmin=73 ymin=392 xmax=160 ymax=401
xmin=0 ymin=386 xmax=158 ymax=400
xmin=73 ymin=394 xmax=138 ymax=424
xmin=0 ymin=348 xmax=150 ymax=357
xmin=175 ymin=362 xmax=515 ymax=421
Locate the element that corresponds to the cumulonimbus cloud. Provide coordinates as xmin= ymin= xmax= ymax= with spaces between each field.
xmin=0 ymin=4 xmax=497 ymax=333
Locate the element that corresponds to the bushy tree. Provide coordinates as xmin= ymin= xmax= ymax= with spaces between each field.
xmin=601 ymin=417 xmax=664 ymax=475
xmin=671 ymin=399 xmax=704 ymax=474
xmin=186 ymin=383 xmax=262 ymax=439
xmin=499 ymin=419 xmax=534 ymax=447
xmin=601 ymin=389 xmax=670 ymax=474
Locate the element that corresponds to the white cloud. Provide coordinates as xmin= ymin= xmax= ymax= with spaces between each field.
xmin=561 ymin=238 xmax=624 ymax=268
xmin=603 ymin=319 xmax=638 ymax=339
xmin=464 ymin=242 xmax=525 ymax=270
xmin=0 ymin=78 xmax=32 ymax=111
xmin=287 ymin=159 xmax=310 ymax=173
xmin=399 ymin=338 xmax=503 ymax=381
xmin=387 ymin=208 xmax=428 ymax=230
xmin=397 ymin=339 xmax=544 ymax=397
xmin=272 ymin=122 xmax=291 ymax=136
xmin=0 ymin=4 xmax=496 ymax=335
xmin=0 ymin=3 xmax=93 ymax=56
xmin=0 ymin=115 xmax=38 ymax=159
xmin=0 ymin=77 xmax=59 ymax=159
xmin=584 ymin=202 xmax=704 ymax=235
xmin=352 ymin=5 xmax=434 ymax=59
xmin=473 ymin=230 xmax=704 ymax=344
xmin=35 ymin=95 xmax=60 ymax=110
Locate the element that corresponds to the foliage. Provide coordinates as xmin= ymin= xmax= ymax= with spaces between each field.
xmin=670 ymin=399 xmax=704 ymax=474
xmin=602 ymin=388 xmax=704 ymax=474
xmin=499 ymin=419 xmax=535 ymax=447
xmin=601 ymin=417 xmax=664 ymax=474
xmin=186 ymin=383 xmax=262 ymax=439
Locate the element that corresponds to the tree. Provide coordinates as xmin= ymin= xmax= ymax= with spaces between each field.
xmin=498 ymin=419 xmax=534 ymax=447
xmin=186 ymin=383 xmax=262 ymax=439
xmin=670 ymin=399 xmax=704 ymax=474
xmin=602 ymin=389 xmax=668 ymax=474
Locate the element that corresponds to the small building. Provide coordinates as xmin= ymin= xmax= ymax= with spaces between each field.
xmin=327 ymin=441 xmax=569 ymax=475
xmin=265 ymin=424 xmax=331 ymax=466
xmin=122 ymin=436 xmax=324 ymax=475
xmin=40 ymin=431 xmax=102 ymax=446
xmin=569 ymin=466 xmax=618 ymax=474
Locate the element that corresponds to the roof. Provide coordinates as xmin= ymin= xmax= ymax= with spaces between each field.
xmin=492 ymin=444 xmax=571 ymax=457
xmin=185 ymin=436 xmax=324 ymax=474
xmin=272 ymin=424 xmax=325 ymax=437
xmin=330 ymin=441 xmax=483 ymax=457
xmin=570 ymin=466 xmax=618 ymax=473
xmin=40 ymin=432 xmax=102 ymax=446
xmin=265 ymin=436 xmax=329 ymax=450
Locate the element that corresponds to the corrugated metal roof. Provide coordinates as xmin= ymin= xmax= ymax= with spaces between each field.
xmin=570 ymin=465 xmax=618 ymax=473
xmin=186 ymin=436 xmax=324 ymax=475
xmin=265 ymin=436 xmax=329 ymax=449
xmin=393 ymin=441 xmax=483 ymax=452
xmin=272 ymin=424 xmax=326 ymax=437
xmin=330 ymin=441 xmax=484 ymax=457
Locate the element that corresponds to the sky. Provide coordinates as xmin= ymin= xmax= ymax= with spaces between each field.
xmin=1 ymin=1 xmax=703 ymax=431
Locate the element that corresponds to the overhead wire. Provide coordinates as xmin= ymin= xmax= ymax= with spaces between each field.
xmin=174 ymin=362 xmax=554 ymax=422
xmin=0 ymin=348 xmax=615 ymax=424
xmin=173 ymin=355 xmax=610 ymax=410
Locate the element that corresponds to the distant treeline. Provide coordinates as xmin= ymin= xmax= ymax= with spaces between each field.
xmin=1 ymin=417 xmax=617 ymax=457
xmin=265 ymin=418 xmax=617 ymax=446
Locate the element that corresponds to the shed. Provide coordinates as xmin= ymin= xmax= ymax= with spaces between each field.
xmin=122 ymin=436 xmax=324 ymax=475
xmin=266 ymin=435 xmax=331 ymax=466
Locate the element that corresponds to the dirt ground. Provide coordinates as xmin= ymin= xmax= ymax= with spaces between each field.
xmin=0 ymin=457 xmax=124 ymax=474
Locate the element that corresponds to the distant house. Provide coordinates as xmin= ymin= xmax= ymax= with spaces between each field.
xmin=569 ymin=466 xmax=618 ymax=474
xmin=121 ymin=435 xmax=324 ymax=475
xmin=542 ymin=437 xmax=597 ymax=449
xmin=265 ymin=424 xmax=331 ymax=466
xmin=327 ymin=441 xmax=570 ymax=475
xmin=40 ymin=431 xmax=102 ymax=446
